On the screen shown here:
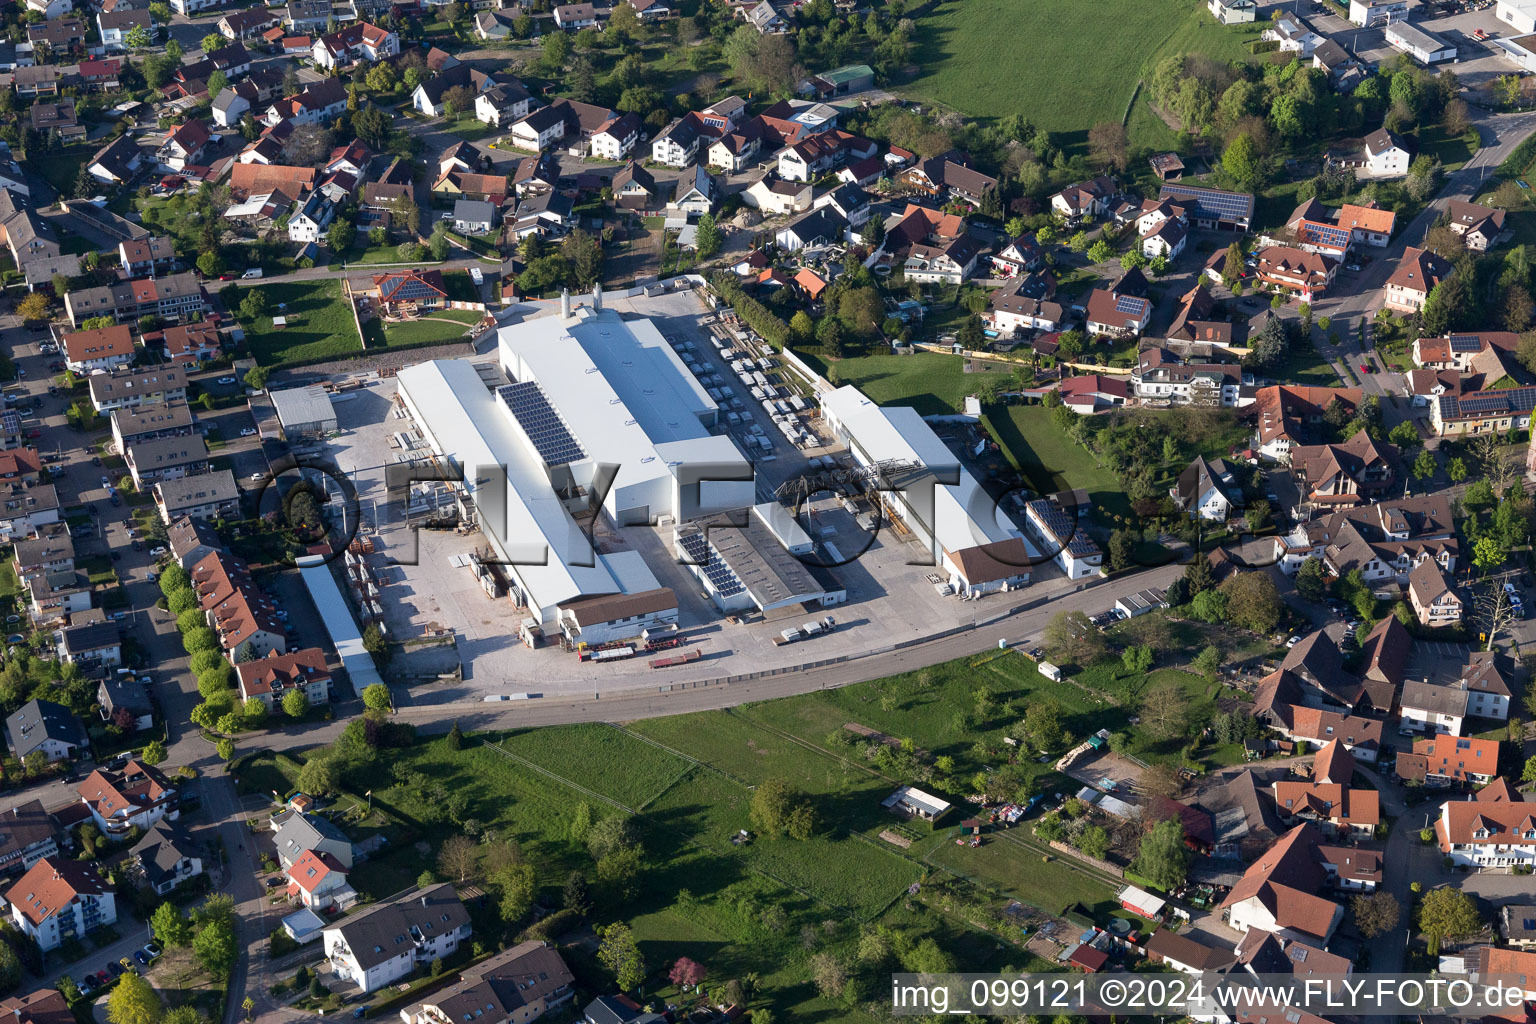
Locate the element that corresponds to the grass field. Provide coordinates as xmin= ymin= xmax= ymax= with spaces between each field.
xmin=983 ymin=405 xmax=1131 ymax=520
xmin=377 ymin=317 xmax=474 ymax=347
xmin=903 ymin=0 xmax=1260 ymax=150
xmin=242 ymin=280 xmax=363 ymax=369
xmin=496 ymin=724 xmax=693 ymax=810
xmin=824 ymin=351 xmax=1007 ymax=416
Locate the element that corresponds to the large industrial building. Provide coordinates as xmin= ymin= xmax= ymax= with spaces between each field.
xmin=395 ymin=293 xmax=755 ymax=638
xmin=819 ymin=385 xmax=1034 ymax=597
xmin=676 ymin=506 xmax=845 ymax=615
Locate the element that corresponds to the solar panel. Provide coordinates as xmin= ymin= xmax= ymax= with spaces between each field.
xmin=498 ymin=381 xmax=585 ymax=466
xmin=678 ymin=531 xmax=744 ymax=596
xmin=1114 ymin=295 xmax=1145 ymax=315
xmin=1160 ymin=183 xmax=1253 ymax=220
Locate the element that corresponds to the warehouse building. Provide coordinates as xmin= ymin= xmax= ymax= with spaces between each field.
xmin=1384 ymin=20 xmax=1457 ymax=63
xmin=495 ymin=292 xmax=753 ymax=526
xmin=394 ymin=298 xmax=751 ymax=632
xmin=676 ymin=507 xmax=845 ymax=615
xmin=269 ymin=386 xmax=338 ymax=440
xmin=819 ymin=385 xmax=1033 ymax=596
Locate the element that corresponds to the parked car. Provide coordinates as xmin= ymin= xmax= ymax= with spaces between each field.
xmin=217 ymin=376 xmax=236 ymax=385
xmin=149 ymin=547 xmax=167 ymax=557
xmin=144 ymin=943 xmax=161 ymax=958
xmin=241 ymin=427 xmax=257 ymax=436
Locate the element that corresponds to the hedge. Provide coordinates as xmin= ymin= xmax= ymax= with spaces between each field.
xmin=709 ymin=272 xmax=791 ymax=351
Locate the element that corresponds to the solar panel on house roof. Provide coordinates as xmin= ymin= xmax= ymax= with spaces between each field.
xmin=1447 ymin=335 xmax=1482 ymax=352
xmin=1114 ymin=295 xmax=1145 ymax=315
xmin=1299 ymin=222 xmax=1351 ymax=248
xmin=497 ymin=381 xmax=585 ymax=466
xmin=1160 ymin=184 xmax=1253 ymax=219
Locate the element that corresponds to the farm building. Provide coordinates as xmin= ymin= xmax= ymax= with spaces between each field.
xmin=882 ymin=786 xmax=951 ymax=822
xmin=1117 ymin=885 xmax=1167 ymax=919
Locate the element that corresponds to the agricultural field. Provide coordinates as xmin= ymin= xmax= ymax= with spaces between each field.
xmin=902 ymin=0 xmax=1260 ymax=149
xmin=241 ymin=280 xmax=364 ymax=369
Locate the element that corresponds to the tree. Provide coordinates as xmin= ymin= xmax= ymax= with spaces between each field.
xmin=361 ymin=683 xmax=392 ymax=712
xmin=1412 ymin=447 xmax=1437 ymax=481
xmin=1222 ymin=132 xmax=1262 ymax=191
xmin=216 ymin=737 xmax=235 ymax=761
xmin=206 ymin=70 xmax=229 ymax=100
xmin=1088 ymin=121 xmax=1128 ymax=170
xmin=1122 ymin=643 xmax=1153 ymax=675
xmin=541 ymin=29 xmax=571 ymax=70
xmin=494 ymin=862 xmax=537 ymax=924
xmin=1042 ymin=609 xmax=1105 ymax=666
xmin=446 ymin=721 xmax=464 ymax=750
xmin=196 ymin=251 xmax=225 ymax=278
xmin=1079 ymin=825 xmax=1110 ymax=860
xmin=750 ymin=778 xmax=816 ymax=839
xmin=108 ymin=972 xmax=161 ymax=1024
xmin=1192 ymin=645 xmax=1222 ymax=682
xmin=1131 ymin=818 xmax=1189 ymax=890
xmin=789 ymin=310 xmax=814 ymax=344
xmin=1191 ymin=588 xmax=1229 ymax=624
xmin=0 ymin=944 xmax=18 ymax=995
xmin=244 ymin=366 xmax=269 ymax=391
xmin=142 ymin=738 xmax=167 ymax=765
xmin=695 ymin=214 xmax=723 ymax=259
xmin=1025 ymin=698 xmax=1065 ymax=751
xmin=1222 ymin=243 xmax=1244 ymax=287
xmin=326 ymin=219 xmax=355 ymax=253
xmin=240 ymin=286 xmax=272 ymax=322
xmin=1296 ymin=557 xmax=1329 ymax=603
xmin=1352 ymin=891 xmax=1401 ymax=939
xmin=283 ymin=689 xmax=309 ymax=718
xmin=1087 ymin=239 xmax=1115 ymax=264
xmin=201 ymin=32 xmax=224 ymax=53
xmin=125 ymin=23 xmax=152 ymax=49
xmin=670 ymin=957 xmax=706 ymax=990
xmin=1185 ymin=551 xmax=1216 ymax=594
xmin=297 ymin=754 xmax=337 ymax=797
xmin=809 ymin=953 xmax=848 ymax=1000
xmin=193 ymin=919 xmax=237 ymax=976
xmin=1220 ymin=571 xmax=1283 ymax=633
xmin=151 ymin=903 xmax=192 ymax=947
xmin=1448 ymin=456 xmax=1469 ymax=483
xmin=563 ymin=870 xmax=592 ymax=915
xmin=1418 ymin=887 xmax=1481 ymax=954
xmin=597 ymin=923 xmax=645 ymax=992
xmin=439 ymin=835 xmax=478 ymax=882
xmin=16 ymin=293 xmax=48 ymax=322
xmin=243 ymin=698 xmax=266 ymax=726
xmin=1140 ymin=682 xmax=1189 ymax=742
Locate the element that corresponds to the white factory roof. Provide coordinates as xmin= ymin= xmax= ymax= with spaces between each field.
xmin=821 ymin=385 xmax=1025 ymax=558
xmin=295 ymin=555 xmax=385 ymax=692
xmin=269 ymin=385 xmax=335 ymax=428
xmin=497 ymin=306 xmax=743 ymax=511
xmin=395 ymin=358 xmax=621 ymax=617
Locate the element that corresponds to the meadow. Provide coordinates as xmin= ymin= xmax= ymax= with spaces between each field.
xmin=240 ymin=280 xmax=364 ymax=369
xmin=823 ymin=351 xmax=1003 ymax=416
xmin=902 ymin=0 xmax=1261 ymax=149
xmin=983 ymin=404 xmax=1132 ymax=520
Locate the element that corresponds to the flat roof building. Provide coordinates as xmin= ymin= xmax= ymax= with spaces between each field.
xmin=819 ymin=385 xmax=1033 ymax=596
xmin=269 ymin=385 xmax=337 ymax=439
xmin=675 ymin=508 xmax=844 ymax=615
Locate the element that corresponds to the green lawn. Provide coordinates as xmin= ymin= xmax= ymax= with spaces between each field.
xmin=241 ymin=280 xmax=363 ymax=369
xmin=903 ymin=0 xmax=1260 ymax=149
xmin=441 ymin=271 xmax=480 ymax=304
xmin=824 ymin=351 xmax=1007 ymax=416
xmin=28 ymin=146 xmax=95 ymax=194
xmin=377 ymin=317 xmax=473 ymax=347
xmin=983 ymin=404 xmax=1132 ymax=520
xmin=1416 ymin=124 xmax=1480 ymax=172
xmin=441 ymin=116 xmax=494 ymax=140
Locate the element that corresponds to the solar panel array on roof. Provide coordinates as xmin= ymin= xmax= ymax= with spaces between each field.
xmin=1114 ymin=295 xmax=1146 ymax=315
xmin=1447 ymin=335 xmax=1483 ymax=353
xmin=677 ymin=530 xmax=744 ymax=597
xmin=497 ymin=380 xmax=585 ymax=466
xmin=1159 ymin=183 xmax=1254 ymax=220
xmin=1028 ymin=499 xmax=1100 ymax=557
xmin=1299 ymin=222 xmax=1351 ymax=249
xmin=1449 ymin=388 xmax=1536 ymax=417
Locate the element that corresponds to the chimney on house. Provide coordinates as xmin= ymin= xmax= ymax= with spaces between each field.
xmin=592 ymin=282 xmax=602 ymax=311
xmin=560 ymin=288 xmax=571 ymax=318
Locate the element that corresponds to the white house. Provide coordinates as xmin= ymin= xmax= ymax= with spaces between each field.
xmin=508 ymin=104 xmax=568 ymax=151
xmin=310 ymin=22 xmax=397 ymax=70
xmin=1364 ymin=127 xmax=1411 ymax=176
xmin=588 ymin=112 xmax=640 ymax=161
xmin=285 ymin=849 xmax=353 ymax=910
xmin=1172 ymin=456 xmax=1239 ymax=521
xmin=4 ymin=857 xmax=115 ymax=951
xmin=1208 ymin=0 xmax=1256 ymax=22
xmin=288 ymin=193 xmax=334 ymax=244
xmin=322 ymin=885 xmax=471 ymax=993
xmin=1351 ymin=0 xmax=1408 ymax=24
xmin=237 ymin=648 xmax=332 ymax=709
xmin=132 ymin=820 xmax=203 ymax=895
xmin=1024 ymin=498 xmax=1102 ymax=579
xmin=77 ymin=760 xmax=178 ymax=839
xmin=26 ymin=0 xmax=73 ymax=18
xmin=651 ymin=115 xmax=702 ymax=167
xmin=1436 ymin=785 xmax=1536 ymax=869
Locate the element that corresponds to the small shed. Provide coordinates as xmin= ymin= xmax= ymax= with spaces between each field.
xmin=1117 ymin=884 xmax=1166 ymax=920
xmin=882 ymin=785 xmax=951 ymax=822
xmin=281 ymin=907 xmax=326 ymax=944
